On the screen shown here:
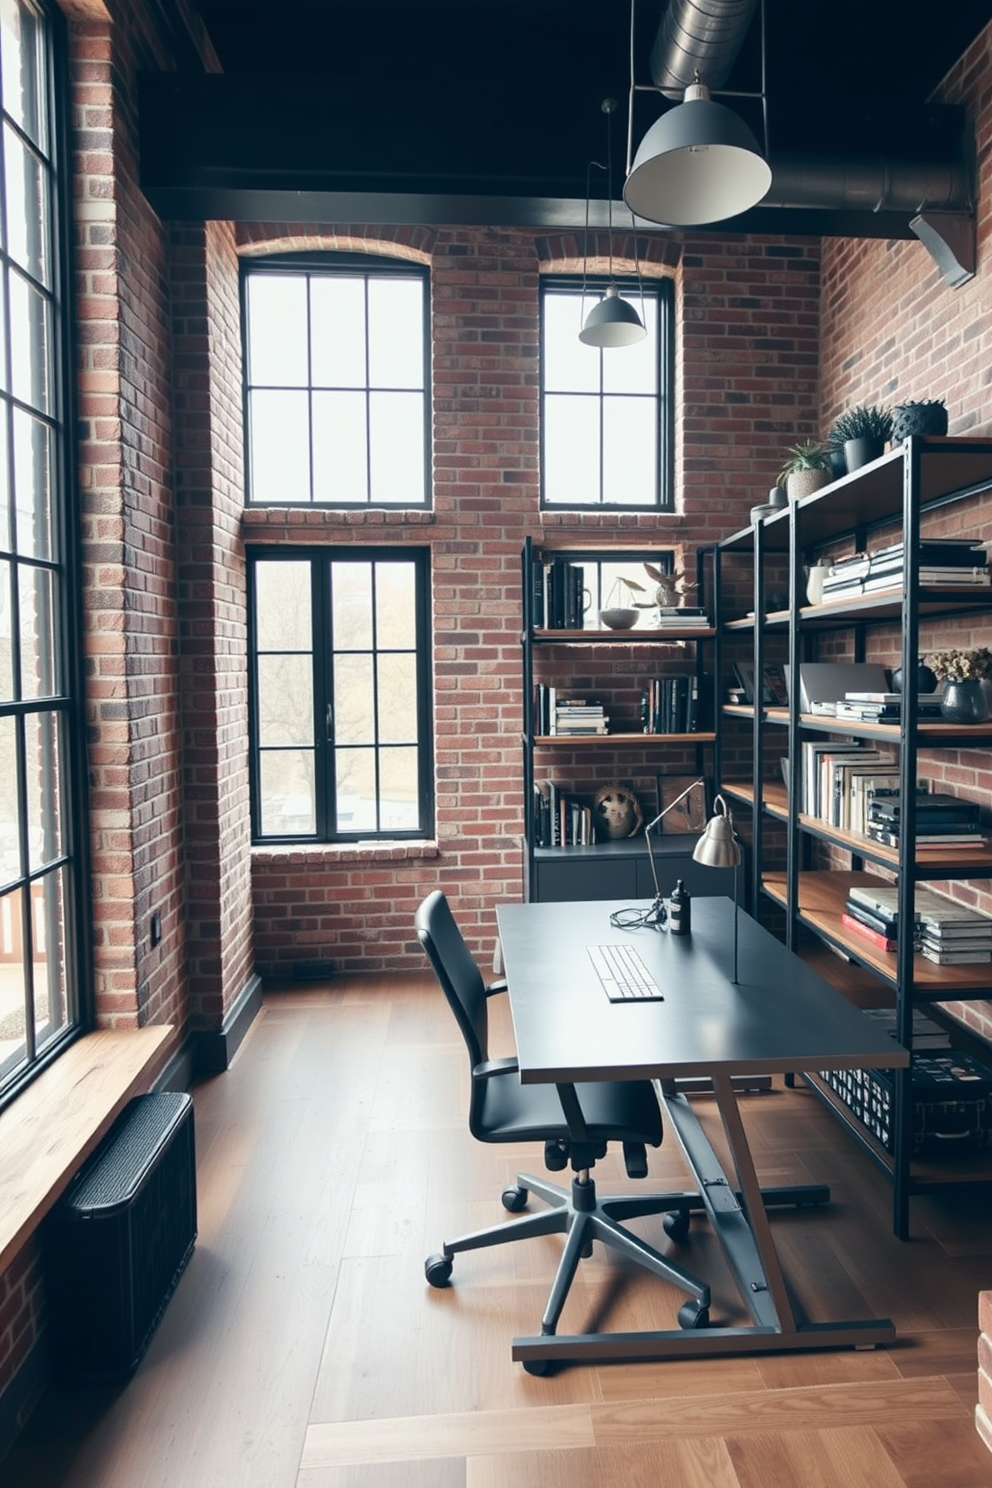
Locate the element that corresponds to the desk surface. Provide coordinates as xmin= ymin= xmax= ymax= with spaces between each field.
xmin=496 ymin=897 xmax=909 ymax=1084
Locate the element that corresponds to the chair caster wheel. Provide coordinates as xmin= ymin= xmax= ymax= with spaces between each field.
xmin=663 ymin=1208 xmax=691 ymax=1243
xmin=425 ymin=1253 xmax=453 ymax=1288
xmin=502 ymin=1185 xmax=528 ymax=1212
xmin=678 ymin=1299 xmax=709 ymax=1330
xmin=523 ymin=1358 xmax=552 ymax=1376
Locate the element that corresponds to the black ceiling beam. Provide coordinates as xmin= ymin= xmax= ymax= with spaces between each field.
xmin=137 ymin=72 xmax=966 ymax=239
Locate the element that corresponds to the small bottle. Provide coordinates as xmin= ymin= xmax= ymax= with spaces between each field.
xmin=668 ymin=878 xmax=691 ymax=936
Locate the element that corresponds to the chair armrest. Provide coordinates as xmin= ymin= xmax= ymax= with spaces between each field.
xmin=485 ymin=977 xmax=507 ymax=997
xmin=472 ymin=1056 xmax=519 ymax=1080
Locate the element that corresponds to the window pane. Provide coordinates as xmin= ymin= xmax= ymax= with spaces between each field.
xmin=331 ymin=562 xmax=372 ymax=649
xmin=603 ymin=296 xmax=657 ymax=395
xmin=0 ymin=712 xmax=17 ymax=886
xmin=373 ymin=561 xmax=414 ymax=649
xmin=377 ymin=653 xmax=416 ymax=743
xmin=33 ymin=867 xmax=66 ymax=1045
xmin=312 ymin=389 xmax=367 ymax=503
xmin=367 ymin=277 xmax=424 ymax=389
xmin=310 ymin=275 xmax=366 ymax=388
xmin=0 ymin=886 xmax=28 ymax=1069
xmin=18 ymin=561 xmax=55 ymax=697
xmin=257 ymin=655 xmax=313 ymax=747
xmin=254 ymin=560 xmax=312 ymax=651
xmin=544 ymin=394 xmax=600 ymax=504
xmin=379 ymin=747 xmax=419 ymax=829
xmin=544 ymin=293 xmax=598 ymax=393
xmin=335 ymin=747 xmax=376 ymax=832
xmin=248 ymin=388 xmax=310 ymax=502
xmin=246 ymin=274 xmax=308 ymax=386
xmin=602 ymin=398 xmax=657 ymax=506
xmin=0 ymin=0 xmax=45 ymax=149
xmin=259 ymin=750 xmax=315 ymax=836
xmin=23 ymin=707 xmax=60 ymax=872
xmin=0 ymin=559 xmax=12 ymax=700
xmin=368 ymin=390 xmax=424 ymax=504
xmin=9 ymin=267 xmax=48 ymax=412
xmin=4 ymin=123 xmax=47 ymax=285
xmin=13 ymin=406 xmax=50 ymax=558
xmin=334 ymin=652 xmax=374 ymax=745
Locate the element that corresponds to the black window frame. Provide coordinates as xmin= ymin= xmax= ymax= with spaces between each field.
xmin=540 ymin=274 xmax=674 ymax=512
xmin=241 ymin=252 xmax=432 ymax=510
xmin=247 ymin=545 xmax=435 ymax=845
xmin=0 ymin=0 xmax=91 ymax=1110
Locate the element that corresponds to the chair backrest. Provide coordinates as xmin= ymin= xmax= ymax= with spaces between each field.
xmin=415 ymin=890 xmax=490 ymax=1069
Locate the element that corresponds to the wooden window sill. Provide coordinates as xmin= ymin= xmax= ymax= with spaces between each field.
xmin=0 ymin=1025 xmax=173 ymax=1272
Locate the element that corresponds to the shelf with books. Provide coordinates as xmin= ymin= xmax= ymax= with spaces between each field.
xmin=715 ymin=435 xmax=992 ymax=1238
xmin=521 ymin=537 xmax=720 ymax=907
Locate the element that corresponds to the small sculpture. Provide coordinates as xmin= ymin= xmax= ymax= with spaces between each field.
xmin=593 ymin=784 xmax=643 ymax=840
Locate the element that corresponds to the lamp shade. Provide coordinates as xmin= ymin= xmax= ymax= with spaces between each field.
xmin=579 ymin=284 xmax=646 ymax=348
xmin=623 ymin=83 xmax=772 ymax=227
xmin=692 ymin=795 xmax=742 ymax=869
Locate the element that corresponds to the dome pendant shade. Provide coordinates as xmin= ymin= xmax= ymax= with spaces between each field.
xmin=623 ymin=84 xmax=772 ymax=227
xmin=579 ymin=284 xmax=646 ymax=347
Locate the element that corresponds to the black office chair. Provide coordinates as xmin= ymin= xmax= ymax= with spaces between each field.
xmin=416 ymin=890 xmax=708 ymax=1370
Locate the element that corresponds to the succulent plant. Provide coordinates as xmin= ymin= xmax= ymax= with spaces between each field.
xmin=778 ymin=439 xmax=830 ymax=482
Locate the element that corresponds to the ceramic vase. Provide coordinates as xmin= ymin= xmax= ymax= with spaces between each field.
xmin=940 ymin=679 xmax=992 ymax=724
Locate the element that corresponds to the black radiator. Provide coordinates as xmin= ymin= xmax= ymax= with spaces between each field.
xmin=44 ymin=1091 xmax=197 ymax=1381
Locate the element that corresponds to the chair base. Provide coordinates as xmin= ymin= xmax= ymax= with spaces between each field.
xmin=425 ymin=1170 xmax=710 ymax=1342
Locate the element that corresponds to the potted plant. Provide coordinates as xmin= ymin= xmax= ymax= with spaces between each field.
xmin=599 ymin=576 xmax=643 ymax=629
xmin=891 ymin=398 xmax=948 ymax=442
xmin=826 ymin=404 xmax=893 ymax=473
xmin=927 ymin=647 xmax=992 ymax=724
xmin=778 ymin=440 xmax=831 ymax=501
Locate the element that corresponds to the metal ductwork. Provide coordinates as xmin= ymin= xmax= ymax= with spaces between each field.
xmin=651 ymin=0 xmax=759 ymax=96
xmin=644 ymin=0 xmax=975 ymax=283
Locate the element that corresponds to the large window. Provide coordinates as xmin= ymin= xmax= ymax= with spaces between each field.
xmin=242 ymin=257 xmax=430 ymax=507
xmin=248 ymin=548 xmax=433 ymax=843
xmin=0 ymin=0 xmax=83 ymax=1104
xmin=541 ymin=277 xmax=673 ymax=510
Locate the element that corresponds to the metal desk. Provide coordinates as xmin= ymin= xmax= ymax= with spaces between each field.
xmin=496 ymin=896 xmax=909 ymax=1368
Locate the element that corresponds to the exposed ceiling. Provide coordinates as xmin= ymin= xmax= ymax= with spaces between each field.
xmin=139 ymin=0 xmax=992 ymax=238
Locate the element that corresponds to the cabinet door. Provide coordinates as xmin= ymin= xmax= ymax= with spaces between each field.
xmin=533 ymin=854 xmax=639 ymax=902
xmin=635 ymin=852 xmax=738 ymax=902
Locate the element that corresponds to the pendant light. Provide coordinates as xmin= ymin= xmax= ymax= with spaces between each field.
xmin=579 ymin=99 xmax=646 ymax=349
xmin=622 ymin=0 xmax=771 ymax=228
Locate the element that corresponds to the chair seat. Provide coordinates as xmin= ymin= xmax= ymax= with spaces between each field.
xmin=474 ymin=1066 xmax=663 ymax=1149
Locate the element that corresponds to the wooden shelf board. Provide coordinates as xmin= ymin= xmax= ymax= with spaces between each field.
xmin=533 ymin=732 xmax=715 ymax=746
xmin=532 ymin=627 xmax=714 ymax=643
xmin=800 ymin=585 xmax=991 ymax=628
xmin=763 ymin=869 xmax=992 ymax=993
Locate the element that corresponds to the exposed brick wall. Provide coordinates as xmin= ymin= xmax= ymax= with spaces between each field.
xmin=238 ymin=224 xmax=820 ymax=976
xmin=817 ymin=18 xmax=992 ymax=1045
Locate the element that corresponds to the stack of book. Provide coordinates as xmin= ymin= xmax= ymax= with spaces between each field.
xmin=834 ymin=689 xmax=943 ymax=723
xmin=640 ymin=674 xmax=700 ymax=734
xmin=530 ymin=556 xmax=586 ymax=629
xmin=866 ymin=792 xmax=986 ymax=850
xmin=820 ymin=539 xmax=989 ymax=602
xmin=552 ymin=697 xmax=608 ymax=736
xmin=532 ymin=780 xmax=593 ymax=847
xmin=842 ymin=882 xmax=992 ymax=964
xmin=653 ymin=605 xmax=710 ymax=631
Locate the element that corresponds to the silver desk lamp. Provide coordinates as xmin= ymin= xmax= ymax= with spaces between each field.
xmin=691 ymin=793 xmax=743 ymax=984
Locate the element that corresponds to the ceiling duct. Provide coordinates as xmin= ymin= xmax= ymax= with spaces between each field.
xmin=643 ymin=0 xmax=975 ymax=284
xmin=650 ymin=0 xmax=759 ymax=95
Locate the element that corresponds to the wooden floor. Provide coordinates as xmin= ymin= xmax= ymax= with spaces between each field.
xmin=6 ymin=972 xmax=992 ymax=1487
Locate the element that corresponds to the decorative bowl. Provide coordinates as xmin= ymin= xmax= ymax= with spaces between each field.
xmin=599 ymin=607 xmax=639 ymax=630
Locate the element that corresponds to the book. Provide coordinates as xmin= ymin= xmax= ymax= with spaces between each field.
xmin=844 ymin=900 xmax=899 ymax=939
xmin=841 ymin=912 xmax=897 ymax=951
xmin=920 ymin=945 xmax=992 ymax=965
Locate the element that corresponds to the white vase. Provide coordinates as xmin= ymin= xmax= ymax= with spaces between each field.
xmin=804 ymin=562 xmax=831 ymax=605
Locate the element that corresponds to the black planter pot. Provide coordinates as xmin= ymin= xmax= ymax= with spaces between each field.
xmin=891 ymin=402 xmax=948 ymax=441
xmin=844 ymin=436 xmax=885 ymax=471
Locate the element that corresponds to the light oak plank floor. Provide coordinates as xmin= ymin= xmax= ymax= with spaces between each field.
xmin=5 ymin=973 xmax=992 ymax=1487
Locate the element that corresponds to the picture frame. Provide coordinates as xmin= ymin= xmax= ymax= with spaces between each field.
xmin=655 ymin=774 xmax=710 ymax=834
xmin=761 ymin=663 xmax=790 ymax=707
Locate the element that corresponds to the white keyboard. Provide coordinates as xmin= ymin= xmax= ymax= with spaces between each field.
xmin=588 ymin=944 xmax=664 ymax=1002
